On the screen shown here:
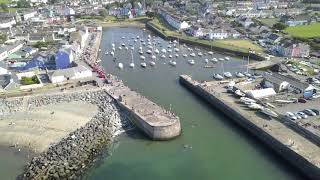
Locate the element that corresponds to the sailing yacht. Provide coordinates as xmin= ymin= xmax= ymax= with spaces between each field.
xmin=223 ymin=72 xmax=233 ymax=78
xmin=205 ymin=59 xmax=209 ymax=63
xmin=117 ymin=63 xmax=123 ymax=69
xmin=155 ymin=49 xmax=160 ymax=54
xmin=211 ymin=58 xmax=218 ymax=63
xmin=188 ymin=59 xmax=195 ymax=65
xmin=213 ymin=73 xmax=224 ymax=80
xmin=225 ymin=56 xmax=230 ymax=61
xmin=208 ymin=51 xmax=213 ymax=55
xmin=129 ymin=51 xmax=135 ymax=68
xmin=141 ymin=62 xmax=147 ymax=68
xmin=190 ymin=53 xmax=195 ymax=57
xmin=235 ymin=72 xmax=245 ymax=78
xmin=150 ymin=61 xmax=156 ymax=66
xmin=140 ymin=55 xmax=145 ymax=60
xmin=169 ymin=60 xmax=177 ymax=66
xmin=183 ymin=54 xmax=188 ymax=57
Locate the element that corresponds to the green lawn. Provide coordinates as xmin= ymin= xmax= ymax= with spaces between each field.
xmin=284 ymin=23 xmax=320 ymax=38
xmin=0 ymin=0 xmax=10 ymax=4
xmin=259 ymin=18 xmax=279 ymax=27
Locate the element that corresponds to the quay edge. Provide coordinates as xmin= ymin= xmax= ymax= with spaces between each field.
xmin=179 ymin=75 xmax=320 ymax=180
xmin=105 ymin=81 xmax=181 ymax=140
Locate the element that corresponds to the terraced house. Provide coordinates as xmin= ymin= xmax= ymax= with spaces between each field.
xmin=158 ymin=8 xmax=190 ymax=30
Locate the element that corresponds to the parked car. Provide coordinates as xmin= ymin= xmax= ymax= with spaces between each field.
xmin=286 ymin=112 xmax=297 ymax=120
xmin=294 ymin=112 xmax=302 ymax=119
xmin=303 ymin=109 xmax=317 ymax=116
xmin=297 ymin=112 xmax=308 ymax=119
xmin=310 ymin=109 xmax=320 ymax=115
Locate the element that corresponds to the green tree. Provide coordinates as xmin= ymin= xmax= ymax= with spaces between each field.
xmin=0 ymin=33 xmax=7 ymax=43
xmin=272 ymin=22 xmax=288 ymax=30
xmin=99 ymin=9 xmax=107 ymax=18
xmin=146 ymin=11 xmax=155 ymax=18
xmin=17 ymin=0 xmax=31 ymax=8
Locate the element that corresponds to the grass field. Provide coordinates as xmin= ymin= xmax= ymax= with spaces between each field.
xmin=259 ymin=18 xmax=279 ymax=27
xmin=284 ymin=23 xmax=320 ymax=38
xmin=216 ymin=40 xmax=263 ymax=53
xmin=0 ymin=0 xmax=10 ymax=4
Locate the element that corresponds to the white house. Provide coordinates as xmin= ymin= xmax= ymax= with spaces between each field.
xmin=0 ymin=49 xmax=8 ymax=61
xmin=210 ymin=30 xmax=228 ymax=40
xmin=50 ymin=65 xmax=92 ymax=83
xmin=0 ymin=18 xmax=16 ymax=29
xmin=159 ymin=8 xmax=190 ymax=30
xmin=20 ymin=10 xmax=37 ymax=21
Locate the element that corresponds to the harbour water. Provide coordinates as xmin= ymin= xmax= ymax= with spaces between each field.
xmin=85 ymin=27 xmax=304 ymax=180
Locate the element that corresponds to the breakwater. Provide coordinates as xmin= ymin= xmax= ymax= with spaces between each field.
xmin=105 ymin=78 xmax=181 ymax=140
xmin=0 ymin=88 xmax=129 ymax=179
xmin=179 ymin=75 xmax=320 ymax=180
xmin=146 ymin=22 xmax=265 ymax=61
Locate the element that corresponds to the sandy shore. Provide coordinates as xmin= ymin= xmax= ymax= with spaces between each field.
xmin=0 ymin=101 xmax=98 ymax=153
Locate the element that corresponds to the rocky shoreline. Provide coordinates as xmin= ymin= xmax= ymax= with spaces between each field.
xmin=1 ymin=88 xmax=131 ymax=179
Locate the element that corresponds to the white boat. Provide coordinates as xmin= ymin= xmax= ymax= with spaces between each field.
xmin=140 ymin=55 xmax=145 ymax=60
xmin=208 ymin=51 xmax=213 ymax=55
xmin=142 ymin=42 xmax=146 ymax=46
xmin=141 ymin=62 xmax=147 ymax=68
xmin=175 ymin=54 xmax=179 ymax=57
xmin=139 ymin=46 xmax=142 ymax=50
xmin=148 ymin=45 xmax=153 ymax=49
xmin=151 ymin=55 xmax=156 ymax=59
xmin=173 ymin=40 xmax=177 ymax=43
xmin=161 ymin=54 xmax=166 ymax=58
xmin=219 ymin=58 xmax=224 ymax=61
xmin=183 ymin=54 xmax=187 ymax=57
xmin=131 ymin=47 xmax=134 ymax=50
xmin=248 ymin=103 xmax=263 ymax=110
xmin=188 ymin=47 xmax=192 ymax=51
xmin=112 ymin=43 xmax=115 ymax=47
xmin=168 ymin=49 xmax=172 ymax=53
xmin=118 ymin=46 xmax=122 ymax=50
xmin=117 ymin=63 xmax=123 ymax=69
xmin=211 ymin=58 xmax=218 ymax=63
xmin=169 ymin=60 xmax=177 ymax=66
xmin=234 ymin=90 xmax=246 ymax=97
xmin=150 ymin=61 xmax=156 ymax=66
xmin=147 ymin=50 xmax=152 ymax=54
xmin=121 ymin=36 xmax=125 ymax=39
xmin=154 ymin=49 xmax=160 ymax=54
xmin=174 ymin=48 xmax=179 ymax=52
xmin=204 ymin=59 xmax=209 ymax=63
xmin=188 ymin=59 xmax=195 ymax=65
xmin=125 ymin=47 xmax=129 ymax=50
xmin=169 ymin=55 xmax=173 ymax=58
xmin=105 ymin=52 xmax=109 ymax=55
xmin=260 ymin=108 xmax=278 ymax=118
xmin=240 ymin=97 xmax=256 ymax=104
xmin=223 ymin=72 xmax=233 ymax=78
xmin=148 ymin=42 xmax=152 ymax=45
xmin=190 ymin=53 xmax=196 ymax=57
xmin=161 ymin=49 xmax=167 ymax=53
xmin=148 ymin=35 xmax=151 ymax=38
xmin=168 ymin=45 xmax=172 ymax=48
xmin=198 ymin=52 xmax=203 ymax=56
xmin=225 ymin=57 xmax=230 ymax=61
xmin=110 ymin=51 xmax=114 ymax=56
xmin=139 ymin=50 xmax=143 ymax=55
xmin=121 ymin=43 xmax=125 ymax=46
xmin=213 ymin=73 xmax=224 ymax=80
xmin=244 ymin=72 xmax=252 ymax=77
xmin=134 ymin=39 xmax=137 ymax=42
xmin=129 ymin=63 xmax=135 ymax=68
xmin=137 ymin=36 xmax=140 ymax=39
xmin=235 ymin=72 xmax=245 ymax=78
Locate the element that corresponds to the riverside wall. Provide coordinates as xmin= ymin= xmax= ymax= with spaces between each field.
xmin=179 ymin=75 xmax=320 ymax=180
